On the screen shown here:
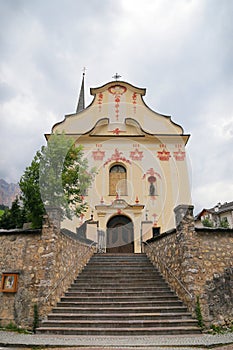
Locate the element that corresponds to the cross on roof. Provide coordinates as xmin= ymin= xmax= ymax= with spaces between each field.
xmin=112 ymin=73 xmax=121 ymax=81
xmin=82 ymin=66 xmax=87 ymax=76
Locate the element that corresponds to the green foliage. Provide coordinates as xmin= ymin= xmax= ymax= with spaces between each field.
xmin=20 ymin=150 xmax=45 ymax=228
xmin=32 ymin=304 xmax=39 ymax=333
xmin=209 ymin=324 xmax=225 ymax=334
xmin=0 ymin=197 xmax=26 ymax=229
xmin=209 ymin=323 xmax=233 ymax=334
xmin=195 ymin=295 xmax=204 ymax=329
xmin=39 ymin=132 xmax=96 ymax=220
xmin=202 ymin=218 xmax=214 ymax=227
xmin=20 ymin=132 xmax=95 ymax=228
xmin=0 ymin=209 xmax=4 ymax=217
xmin=0 ymin=321 xmax=30 ymax=334
xmin=220 ymin=218 xmax=229 ymax=228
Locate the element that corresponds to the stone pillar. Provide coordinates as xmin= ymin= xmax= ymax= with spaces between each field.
xmin=173 ymin=204 xmax=199 ymax=312
xmin=174 ymin=204 xmax=195 ymax=235
xmin=44 ymin=206 xmax=62 ymax=231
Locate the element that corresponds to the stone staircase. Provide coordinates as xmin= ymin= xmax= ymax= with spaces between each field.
xmin=37 ymin=253 xmax=201 ymax=335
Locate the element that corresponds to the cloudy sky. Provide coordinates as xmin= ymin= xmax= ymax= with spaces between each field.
xmin=0 ymin=0 xmax=232 ymax=213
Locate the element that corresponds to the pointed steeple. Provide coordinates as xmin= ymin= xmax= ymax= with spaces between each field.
xmin=76 ymin=70 xmax=85 ymax=113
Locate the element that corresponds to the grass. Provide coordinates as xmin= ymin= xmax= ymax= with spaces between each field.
xmin=208 ymin=324 xmax=233 ymax=334
xmin=0 ymin=321 xmax=31 ymax=334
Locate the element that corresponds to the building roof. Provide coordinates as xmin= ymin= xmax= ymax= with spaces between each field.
xmin=195 ymin=201 xmax=233 ymax=220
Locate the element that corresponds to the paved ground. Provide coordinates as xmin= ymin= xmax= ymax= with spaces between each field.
xmin=2 ymin=347 xmax=233 ymax=350
xmin=0 ymin=331 xmax=233 ymax=349
xmin=2 ymin=346 xmax=232 ymax=350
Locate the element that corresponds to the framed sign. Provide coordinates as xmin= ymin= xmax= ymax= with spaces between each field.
xmin=1 ymin=273 xmax=18 ymax=293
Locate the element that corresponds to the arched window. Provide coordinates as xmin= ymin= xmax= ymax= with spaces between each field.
xmin=109 ymin=164 xmax=127 ymax=196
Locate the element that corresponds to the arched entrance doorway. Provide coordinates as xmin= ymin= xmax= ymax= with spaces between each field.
xmin=106 ymin=215 xmax=134 ymax=253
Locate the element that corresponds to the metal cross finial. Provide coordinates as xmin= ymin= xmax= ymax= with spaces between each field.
xmin=82 ymin=67 xmax=87 ymax=76
xmin=112 ymin=73 xmax=121 ymax=81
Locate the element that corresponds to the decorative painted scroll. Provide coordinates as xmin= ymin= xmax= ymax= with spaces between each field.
xmin=108 ymin=85 xmax=127 ymax=121
xmin=157 ymin=148 xmax=171 ymax=161
xmin=111 ymin=128 xmax=126 ymax=135
xmin=173 ymin=145 xmax=186 ymax=161
xmin=92 ymin=145 xmax=105 ymax=161
xmin=132 ymin=92 xmax=137 ymax=114
xmin=104 ymin=148 xmax=131 ymax=166
xmin=97 ymin=92 xmax=103 ymax=112
xmin=130 ymin=148 xmax=143 ymax=161
xmin=142 ymin=168 xmax=161 ymax=180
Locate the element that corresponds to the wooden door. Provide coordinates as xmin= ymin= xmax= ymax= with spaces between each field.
xmin=106 ymin=216 xmax=134 ymax=253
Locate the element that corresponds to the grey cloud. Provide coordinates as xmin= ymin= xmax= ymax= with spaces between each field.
xmin=0 ymin=82 xmax=16 ymax=103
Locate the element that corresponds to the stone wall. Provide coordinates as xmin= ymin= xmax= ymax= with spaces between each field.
xmin=144 ymin=205 xmax=233 ymax=327
xmin=194 ymin=228 xmax=233 ymax=326
xmin=0 ymin=214 xmax=96 ymax=329
xmin=144 ymin=228 xmax=195 ymax=311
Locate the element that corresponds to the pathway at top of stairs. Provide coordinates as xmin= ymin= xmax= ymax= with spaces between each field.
xmin=37 ymin=253 xmax=201 ymax=336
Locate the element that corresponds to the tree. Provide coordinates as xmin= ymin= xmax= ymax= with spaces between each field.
xmin=0 ymin=197 xmax=26 ymax=229
xmin=20 ymin=132 xmax=95 ymax=228
xmin=0 ymin=208 xmax=12 ymax=229
xmin=19 ymin=151 xmax=46 ymax=228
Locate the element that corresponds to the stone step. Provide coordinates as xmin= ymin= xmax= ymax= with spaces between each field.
xmin=47 ymin=312 xmax=193 ymax=320
xmin=74 ymin=277 xmax=166 ymax=283
xmin=68 ymin=286 xmax=172 ymax=292
xmin=65 ymin=290 xmax=175 ymax=297
xmin=78 ymin=275 xmax=161 ymax=279
xmin=62 ymin=294 xmax=178 ymax=302
xmin=84 ymin=263 xmax=155 ymax=267
xmin=37 ymin=326 xmax=201 ymax=335
xmin=37 ymin=253 xmax=201 ymax=336
xmin=72 ymin=282 xmax=169 ymax=288
xmin=91 ymin=253 xmax=146 ymax=258
xmin=87 ymin=262 xmax=151 ymax=266
xmin=52 ymin=305 xmax=189 ymax=314
xmin=40 ymin=318 xmax=199 ymax=329
xmin=57 ymin=300 xmax=183 ymax=307
xmin=80 ymin=269 xmax=160 ymax=275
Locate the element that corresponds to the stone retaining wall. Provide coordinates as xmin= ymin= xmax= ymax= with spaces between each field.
xmin=0 ymin=214 xmax=96 ymax=329
xmin=144 ymin=205 xmax=233 ymax=327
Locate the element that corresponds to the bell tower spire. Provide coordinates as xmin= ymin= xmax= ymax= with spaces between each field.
xmin=76 ymin=68 xmax=86 ymax=113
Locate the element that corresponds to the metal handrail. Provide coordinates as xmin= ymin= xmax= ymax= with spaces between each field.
xmin=44 ymin=241 xmax=96 ymax=302
xmin=143 ymin=241 xmax=193 ymax=300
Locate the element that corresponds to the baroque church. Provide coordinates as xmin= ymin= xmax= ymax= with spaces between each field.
xmin=1 ymin=75 xmax=232 ymax=334
xmin=46 ymin=73 xmax=191 ymax=253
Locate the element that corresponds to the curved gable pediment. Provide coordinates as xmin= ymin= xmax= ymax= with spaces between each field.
xmin=51 ymin=80 xmax=185 ymax=138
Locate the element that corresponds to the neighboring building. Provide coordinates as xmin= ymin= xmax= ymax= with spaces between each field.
xmin=46 ymin=75 xmax=192 ymax=253
xmin=195 ymin=201 xmax=233 ymax=228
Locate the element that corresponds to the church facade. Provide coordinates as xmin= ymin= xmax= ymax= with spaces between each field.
xmin=47 ymin=77 xmax=191 ymax=253
xmin=1 ymin=77 xmax=232 ymax=331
